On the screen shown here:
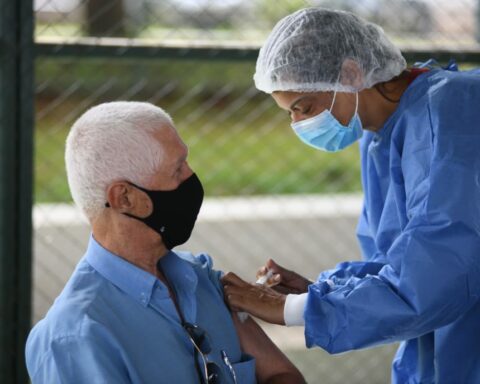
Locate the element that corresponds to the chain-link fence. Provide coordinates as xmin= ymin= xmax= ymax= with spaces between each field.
xmin=32 ymin=1 xmax=480 ymax=383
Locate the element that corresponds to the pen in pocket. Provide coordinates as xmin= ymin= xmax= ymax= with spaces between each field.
xmin=221 ymin=350 xmax=237 ymax=384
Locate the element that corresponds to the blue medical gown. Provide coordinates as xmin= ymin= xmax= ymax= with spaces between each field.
xmin=304 ymin=68 xmax=480 ymax=383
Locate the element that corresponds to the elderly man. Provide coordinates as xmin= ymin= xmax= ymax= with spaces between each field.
xmin=25 ymin=102 xmax=304 ymax=384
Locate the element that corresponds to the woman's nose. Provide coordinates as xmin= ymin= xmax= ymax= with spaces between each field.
xmin=290 ymin=112 xmax=306 ymax=123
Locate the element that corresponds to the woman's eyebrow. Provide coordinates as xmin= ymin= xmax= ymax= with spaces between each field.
xmin=289 ymin=95 xmax=311 ymax=110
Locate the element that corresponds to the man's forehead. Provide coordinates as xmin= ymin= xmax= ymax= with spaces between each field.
xmin=152 ymin=126 xmax=187 ymax=161
xmin=153 ymin=125 xmax=180 ymax=145
xmin=152 ymin=122 xmax=175 ymax=136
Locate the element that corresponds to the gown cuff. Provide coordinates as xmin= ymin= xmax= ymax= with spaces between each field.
xmin=284 ymin=293 xmax=308 ymax=326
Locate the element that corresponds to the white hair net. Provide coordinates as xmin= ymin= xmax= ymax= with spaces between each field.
xmin=254 ymin=7 xmax=407 ymax=94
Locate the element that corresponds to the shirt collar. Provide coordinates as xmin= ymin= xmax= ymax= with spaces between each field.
xmin=86 ymin=235 xmax=163 ymax=306
xmin=158 ymin=251 xmax=198 ymax=292
xmin=85 ymin=235 xmax=198 ymax=310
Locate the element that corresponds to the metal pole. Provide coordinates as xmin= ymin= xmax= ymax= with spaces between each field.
xmin=477 ymin=0 xmax=480 ymax=43
xmin=34 ymin=38 xmax=480 ymax=64
xmin=0 ymin=0 xmax=34 ymax=383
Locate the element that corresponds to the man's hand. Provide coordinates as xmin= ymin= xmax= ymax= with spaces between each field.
xmin=222 ymin=272 xmax=286 ymax=325
xmin=257 ymin=259 xmax=312 ymax=295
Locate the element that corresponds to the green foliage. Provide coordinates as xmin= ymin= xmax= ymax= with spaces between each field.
xmin=35 ymin=57 xmax=362 ymax=203
xmin=253 ymin=0 xmax=310 ymax=28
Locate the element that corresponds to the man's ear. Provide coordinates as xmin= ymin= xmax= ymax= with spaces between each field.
xmin=106 ymin=182 xmax=133 ymax=212
xmin=339 ymin=59 xmax=364 ymax=89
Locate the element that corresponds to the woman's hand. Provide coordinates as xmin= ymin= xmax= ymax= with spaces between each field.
xmin=222 ymin=272 xmax=287 ymax=325
xmin=257 ymin=259 xmax=312 ymax=295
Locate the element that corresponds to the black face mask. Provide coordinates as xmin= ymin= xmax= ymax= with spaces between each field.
xmin=107 ymin=173 xmax=204 ymax=250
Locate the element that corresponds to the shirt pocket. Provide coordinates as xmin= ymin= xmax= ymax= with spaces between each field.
xmin=230 ymin=354 xmax=256 ymax=384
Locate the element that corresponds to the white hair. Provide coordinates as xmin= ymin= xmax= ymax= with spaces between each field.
xmin=65 ymin=101 xmax=174 ymax=220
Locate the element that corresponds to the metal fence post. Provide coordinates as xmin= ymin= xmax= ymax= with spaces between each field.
xmin=477 ymin=0 xmax=480 ymax=42
xmin=0 ymin=0 xmax=34 ymax=383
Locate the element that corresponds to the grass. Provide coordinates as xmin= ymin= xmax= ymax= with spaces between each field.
xmin=34 ymin=58 xmax=362 ymax=203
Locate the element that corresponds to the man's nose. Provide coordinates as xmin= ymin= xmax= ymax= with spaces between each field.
xmin=183 ymin=162 xmax=194 ymax=179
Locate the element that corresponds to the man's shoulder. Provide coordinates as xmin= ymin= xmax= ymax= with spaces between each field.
xmin=174 ymin=250 xmax=214 ymax=268
xmin=25 ymin=263 xmax=122 ymax=382
xmin=28 ymin=258 xmax=115 ymax=344
xmin=173 ymin=250 xmax=224 ymax=293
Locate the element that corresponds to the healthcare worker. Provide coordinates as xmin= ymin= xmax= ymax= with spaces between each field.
xmin=222 ymin=7 xmax=480 ymax=384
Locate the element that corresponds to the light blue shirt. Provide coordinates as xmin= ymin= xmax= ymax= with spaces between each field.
xmin=26 ymin=236 xmax=256 ymax=383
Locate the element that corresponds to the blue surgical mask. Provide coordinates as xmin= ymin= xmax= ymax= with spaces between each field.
xmin=291 ymin=92 xmax=363 ymax=152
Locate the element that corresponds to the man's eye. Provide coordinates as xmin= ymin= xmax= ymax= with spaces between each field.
xmin=302 ymin=106 xmax=312 ymax=115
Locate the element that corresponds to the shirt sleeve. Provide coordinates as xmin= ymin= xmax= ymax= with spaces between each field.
xmin=29 ymin=335 xmax=131 ymax=384
xmin=187 ymin=252 xmax=225 ymax=297
xmin=304 ymin=110 xmax=480 ymax=353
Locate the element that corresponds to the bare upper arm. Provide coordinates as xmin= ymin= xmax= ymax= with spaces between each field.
xmin=231 ymin=314 xmax=305 ymax=384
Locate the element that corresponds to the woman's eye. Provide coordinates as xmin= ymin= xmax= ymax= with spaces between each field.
xmin=302 ymin=106 xmax=312 ymax=115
